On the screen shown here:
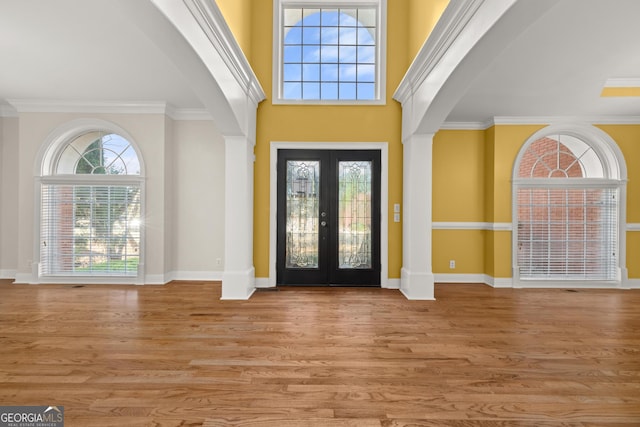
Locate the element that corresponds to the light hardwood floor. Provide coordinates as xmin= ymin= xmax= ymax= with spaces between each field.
xmin=0 ymin=279 xmax=639 ymax=426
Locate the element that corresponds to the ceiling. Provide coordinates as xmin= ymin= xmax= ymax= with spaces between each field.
xmin=1 ymin=0 xmax=639 ymax=123
xmin=445 ymin=0 xmax=640 ymax=123
xmin=0 ymin=0 xmax=204 ymax=111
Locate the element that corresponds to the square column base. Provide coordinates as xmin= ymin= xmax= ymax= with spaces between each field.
xmin=400 ymin=268 xmax=435 ymax=300
xmin=221 ymin=267 xmax=255 ymax=300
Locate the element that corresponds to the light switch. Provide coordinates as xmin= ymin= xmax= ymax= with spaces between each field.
xmin=393 ymin=203 xmax=400 ymax=213
xmin=394 ymin=213 xmax=400 ymax=222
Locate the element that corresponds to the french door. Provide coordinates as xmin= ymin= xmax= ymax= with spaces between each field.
xmin=276 ymin=149 xmax=381 ymax=286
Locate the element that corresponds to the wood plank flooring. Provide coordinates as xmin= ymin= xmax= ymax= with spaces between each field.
xmin=0 ymin=279 xmax=639 ymax=426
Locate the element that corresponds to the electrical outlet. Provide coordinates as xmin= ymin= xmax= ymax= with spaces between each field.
xmin=449 ymin=260 xmax=456 ymax=269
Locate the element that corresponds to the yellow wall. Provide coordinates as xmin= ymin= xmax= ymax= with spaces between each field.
xmin=408 ymin=0 xmax=449 ymax=63
xmin=432 ymin=124 xmax=640 ymax=280
xmin=596 ymin=125 xmax=640 ymax=279
xmin=216 ymin=0 xmax=253 ymax=60
xmin=251 ymin=0 xmax=418 ymax=279
xmin=600 ymin=87 xmax=640 ymax=97
xmin=235 ymin=0 xmax=640 ymax=282
xmin=433 ymin=129 xmax=485 ymax=222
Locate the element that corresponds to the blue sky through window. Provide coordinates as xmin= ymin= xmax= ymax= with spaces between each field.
xmin=283 ymin=8 xmax=376 ymax=101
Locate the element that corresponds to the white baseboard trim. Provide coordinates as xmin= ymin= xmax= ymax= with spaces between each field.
xmin=384 ymin=278 xmax=400 ymax=289
xmin=144 ymin=274 xmax=169 ymax=285
xmin=13 ymin=273 xmax=37 ymax=284
xmin=627 ymin=279 xmax=640 ymax=289
xmin=487 ymin=276 xmax=514 ymax=288
xmin=167 ymin=271 xmax=223 ymax=282
xmin=434 ymin=273 xmax=514 ymax=288
xmin=434 ymin=273 xmax=486 ymax=284
xmin=0 ymin=269 xmax=16 ymax=279
xmin=255 ymin=278 xmax=273 ymax=288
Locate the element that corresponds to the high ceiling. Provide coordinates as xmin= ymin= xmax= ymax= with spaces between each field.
xmin=1 ymin=0 xmax=639 ymax=123
xmin=0 ymin=0 xmax=203 ymax=111
xmin=445 ymin=0 xmax=640 ymax=123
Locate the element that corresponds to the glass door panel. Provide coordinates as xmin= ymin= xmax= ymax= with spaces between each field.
xmin=285 ymin=161 xmax=320 ymax=269
xmin=338 ymin=161 xmax=372 ymax=269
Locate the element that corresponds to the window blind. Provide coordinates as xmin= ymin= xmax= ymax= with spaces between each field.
xmin=41 ymin=184 xmax=141 ymax=276
xmin=516 ymin=187 xmax=618 ymax=281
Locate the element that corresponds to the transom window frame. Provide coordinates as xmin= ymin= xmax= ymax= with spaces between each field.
xmin=273 ymin=0 xmax=387 ymax=105
xmin=511 ymin=124 xmax=628 ymax=288
xmin=35 ymin=119 xmax=146 ymax=284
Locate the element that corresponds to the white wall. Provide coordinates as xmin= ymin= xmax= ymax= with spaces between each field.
xmin=2 ymin=112 xmax=226 ymax=284
xmin=10 ymin=113 xmax=167 ymax=283
xmin=171 ymin=120 xmax=225 ymax=280
xmin=0 ymin=117 xmax=19 ymax=277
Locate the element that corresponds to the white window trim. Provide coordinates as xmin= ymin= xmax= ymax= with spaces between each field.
xmin=272 ymin=0 xmax=387 ymax=105
xmin=511 ymin=124 xmax=628 ymax=289
xmin=34 ymin=119 xmax=146 ymax=285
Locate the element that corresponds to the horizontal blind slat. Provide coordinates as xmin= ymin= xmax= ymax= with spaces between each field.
xmin=517 ymin=187 xmax=618 ymax=281
xmin=41 ymin=184 xmax=141 ymax=277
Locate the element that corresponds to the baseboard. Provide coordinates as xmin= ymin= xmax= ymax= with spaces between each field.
xmin=434 ymin=273 xmax=514 ymax=288
xmin=255 ymin=278 xmax=273 ymax=288
xmin=13 ymin=273 xmax=37 ymax=284
xmin=0 ymin=269 xmax=16 ymax=279
xmin=384 ymin=278 xmax=400 ymax=289
xmin=487 ymin=276 xmax=514 ymax=288
xmin=434 ymin=273 xmax=487 ymax=284
xmin=627 ymin=279 xmax=640 ymax=289
xmin=168 ymin=271 xmax=223 ymax=282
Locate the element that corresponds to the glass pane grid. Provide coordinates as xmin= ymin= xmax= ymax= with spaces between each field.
xmin=338 ymin=161 xmax=372 ymax=269
xmin=283 ymin=7 xmax=377 ymax=100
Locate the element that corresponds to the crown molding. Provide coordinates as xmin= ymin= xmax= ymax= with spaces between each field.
xmin=604 ymin=78 xmax=640 ymax=88
xmin=5 ymin=100 xmax=211 ymax=120
xmin=8 ymin=100 xmax=169 ymax=115
xmin=183 ymin=0 xmax=265 ymax=106
xmin=490 ymin=116 xmax=640 ymax=126
xmin=440 ymin=116 xmax=640 ymax=130
xmin=439 ymin=121 xmax=487 ymax=130
xmin=0 ymin=104 xmax=18 ymax=118
xmin=393 ymin=0 xmax=486 ymax=104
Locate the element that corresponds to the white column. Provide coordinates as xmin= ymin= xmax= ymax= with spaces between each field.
xmin=222 ymin=135 xmax=255 ymax=299
xmin=401 ymin=133 xmax=435 ymax=300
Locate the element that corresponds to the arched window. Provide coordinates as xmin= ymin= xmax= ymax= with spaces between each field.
xmin=40 ymin=127 xmax=143 ymax=278
xmin=275 ymin=0 xmax=386 ymax=103
xmin=513 ymin=127 xmax=626 ymax=285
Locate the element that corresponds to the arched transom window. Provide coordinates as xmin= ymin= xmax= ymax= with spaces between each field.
xmin=275 ymin=0 xmax=386 ymax=103
xmin=40 ymin=131 xmax=142 ymax=278
xmin=514 ymin=132 xmax=623 ymax=283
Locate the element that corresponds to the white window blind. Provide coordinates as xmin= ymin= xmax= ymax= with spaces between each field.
xmin=516 ymin=187 xmax=618 ymax=280
xmin=41 ymin=184 xmax=141 ymax=276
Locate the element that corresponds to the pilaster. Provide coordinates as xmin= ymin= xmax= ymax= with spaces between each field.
xmin=401 ymin=133 xmax=435 ymax=300
xmin=222 ymin=135 xmax=256 ymax=299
